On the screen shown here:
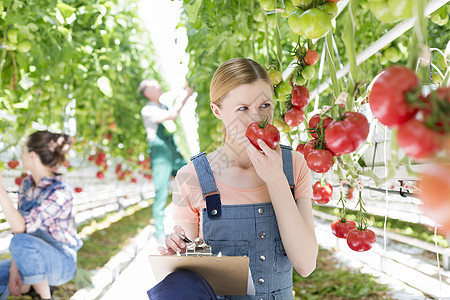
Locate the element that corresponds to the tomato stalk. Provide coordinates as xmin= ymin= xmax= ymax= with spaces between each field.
xmin=258 ymin=116 xmax=270 ymax=129
xmin=355 ymin=189 xmax=369 ymax=231
xmin=337 ymin=182 xmax=348 ymax=222
xmin=325 ymin=32 xmax=340 ymax=102
xmin=274 ymin=11 xmax=283 ymax=71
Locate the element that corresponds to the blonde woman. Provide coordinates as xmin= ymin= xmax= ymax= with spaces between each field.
xmin=152 ymin=58 xmax=317 ymax=299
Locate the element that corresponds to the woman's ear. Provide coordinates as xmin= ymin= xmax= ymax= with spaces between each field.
xmin=210 ymin=103 xmax=222 ymax=120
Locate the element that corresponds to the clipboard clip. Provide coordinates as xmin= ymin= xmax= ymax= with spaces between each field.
xmin=185 ymin=238 xmax=213 ymax=256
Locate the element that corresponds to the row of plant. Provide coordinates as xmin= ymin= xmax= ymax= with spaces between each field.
xmin=0 ymin=0 xmax=163 ymax=183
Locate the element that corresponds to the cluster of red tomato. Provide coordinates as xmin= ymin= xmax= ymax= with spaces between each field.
xmin=297 ymin=111 xmax=370 ymax=173
xmin=332 ymin=218 xmax=377 ymax=252
xmin=369 ymin=66 xmax=449 ymax=159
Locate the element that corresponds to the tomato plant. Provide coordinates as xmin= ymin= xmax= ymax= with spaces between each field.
xmin=308 ymin=114 xmax=332 ymax=139
xmin=331 ymin=219 xmax=357 ymax=239
xmin=324 ymin=112 xmax=369 ymax=154
xmin=245 ymin=117 xmax=281 ymax=151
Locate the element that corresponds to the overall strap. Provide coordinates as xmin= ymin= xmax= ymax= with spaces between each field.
xmin=190 ymin=152 xmax=222 ymax=218
xmin=280 ymin=145 xmax=296 ymax=199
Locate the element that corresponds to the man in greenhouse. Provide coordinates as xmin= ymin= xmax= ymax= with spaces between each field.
xmin=139 ymin=79 xmax=194 ymax=243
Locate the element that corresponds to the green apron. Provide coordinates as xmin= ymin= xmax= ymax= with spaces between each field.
xmin=148 ymin=123 xmax=186 ymax=240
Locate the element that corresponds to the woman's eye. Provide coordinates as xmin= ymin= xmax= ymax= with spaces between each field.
xmin=238 ymin=106 xmax=248 ymax=111
xmin=261 ymin=103 xmax=271 ymax=109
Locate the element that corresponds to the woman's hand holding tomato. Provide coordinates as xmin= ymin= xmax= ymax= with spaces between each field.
xmin=247 ymin=139 xmax=284 ymax=185
xmin=245 ymin=118 xmax=280 ymax=151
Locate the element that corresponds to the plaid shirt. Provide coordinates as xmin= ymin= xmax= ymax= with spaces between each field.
xmin=18 ymin=174 xmax=80 ymax=248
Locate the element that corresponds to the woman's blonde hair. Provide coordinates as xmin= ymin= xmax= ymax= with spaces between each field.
xmin=210 ymin=58 xmax=273 ymax=142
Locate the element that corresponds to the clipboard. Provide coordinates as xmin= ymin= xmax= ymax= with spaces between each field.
xmin=148 ymin=241 xmax=250 ymax=295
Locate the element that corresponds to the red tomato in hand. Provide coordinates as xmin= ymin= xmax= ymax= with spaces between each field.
xmin=396 ymin=119 xmax=441 ymax=159
xmin=7 ymin=160 xmax=19 ymax=169
xmin=324 ymin=112 xmax=369 ymax=154
xmin=346 ymin=228 xmax=376 ymax=252
xmin=245 ymin=118 xmax=281 ymax=151
xmin=308 ymin=114 xmax=333 ymax=139
xmin=306 ymin=149 xmax=334 ymax=173
xmin=331 ymin=219 xmax=357 ymax=238
xmin=313 ymin=181 xmax=333 ymax=204
xmin=291 ymin=85 xmax=310 ymax=109
xmin=368 ymin=66 xmax=419 ymax=127
xmin=304 ymin=49 xmax=319 ymax=65
xmin=284 ymin=107 xmax=305 ymax=127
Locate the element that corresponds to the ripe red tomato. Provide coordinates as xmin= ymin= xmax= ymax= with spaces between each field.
xmin=284 ymin=107 xmax=305 ymax=127
xmin=308 ymin=114 xmax=332 ymax=139
xmin=303 ymin=139 xmax=316 ymax=158
xmin=305 ymin=149 xmax=334 ymax=173
xmin=304 ymin=49 xmax=319 ymax=65
xmin=396 ymin=119 xmax=441 ymax=159
xmin=96 ymin=171 xmax=105 ymax=180
xmin=347 ymin=187 xmax=354 ymax=200
xmin=74 ymin=187 xmax=83 ymax=193
xmin=324 ymin=112 xmax=369 ymax=154
xmin=131 ymin=178 xmax=137 ymax=184
xmin=368 ymin=66 xmax=419 ymax=127
xmin=295 ymin=143 xmax=305 ymax=154
xmin=245 ymin=118 xmax=280 ymax=151
xmin=313 ymin=181 xmax=333 ymax=204
xmin=7 ymin=160 xmax=19 ymax=169
xmin=291 ymin=85 xmax=310 ymax=109
xmin=346 ymin=228 xmax=376 ymax=252
xmin=331 ymin=219 xmax=357 ymax=239
xmin=14 ymin=177 xmax=23 ymax=186
xmin=419 ymin=163 xmax=450 ymax=232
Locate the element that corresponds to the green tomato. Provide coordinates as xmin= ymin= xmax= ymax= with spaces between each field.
xmin=292 ymin=0 xmax=312 ymax=9
xmin=7 ymin=28 xmax=19 ymax=44
xmin=388 ymin=0 xmax=413 ymax=20
xmin=436 ymin=54 xmax=447 ymax=71
xmin=294 ymin=74 xmax=307 ymax=86
xmin=18 ymin=40 xmax=31 ymax=53
xmin=301 ymin=65 xmax=315 ymax=80
xmin=431 ymin=12 xmax=449 ymax=26
xmin=383 ymin=47 xmax=401 ymax=63
xmin=275 ymin=81 xmax=292 ymax=100
xmin=288 ymin=10 xmax=304 ymax=35
xmin=260 ymin=0 xmax=276 ymax=11
xmin=273 ymin=116 xmax=291 ymax=133
xmin=281 ymin=0 xmax=296 ymax=18
xmin=369 ymin=1 xmax=398 ymax=23
xmin=297 ymin=9 xmax=332 ymax=39
xmin=268 ymin=69 xmax=283 ymax=86
xmin=266 ymin=14 xmax=277 ymax=27
xmin=432 ymin=73 xmax=443 ymax=84
xmin=317 ymin=2 xmax=338 ymax=19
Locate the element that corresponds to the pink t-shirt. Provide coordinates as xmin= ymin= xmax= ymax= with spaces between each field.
xmin=172 ymin=150 xmax=313 ymax=227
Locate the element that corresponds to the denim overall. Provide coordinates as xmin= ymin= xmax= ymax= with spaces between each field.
xmin=191 ymin=145 xmax=296 ymax=300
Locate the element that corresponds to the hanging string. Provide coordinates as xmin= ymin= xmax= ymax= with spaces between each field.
xmin=434 ymin=223 xmax=443 ymax=299
xmin=383 ymin=125 xmax=389 ymax=265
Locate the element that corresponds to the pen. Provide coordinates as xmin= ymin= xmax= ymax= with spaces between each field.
xmin=176 ymin=232 xmax=192 ymax=243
